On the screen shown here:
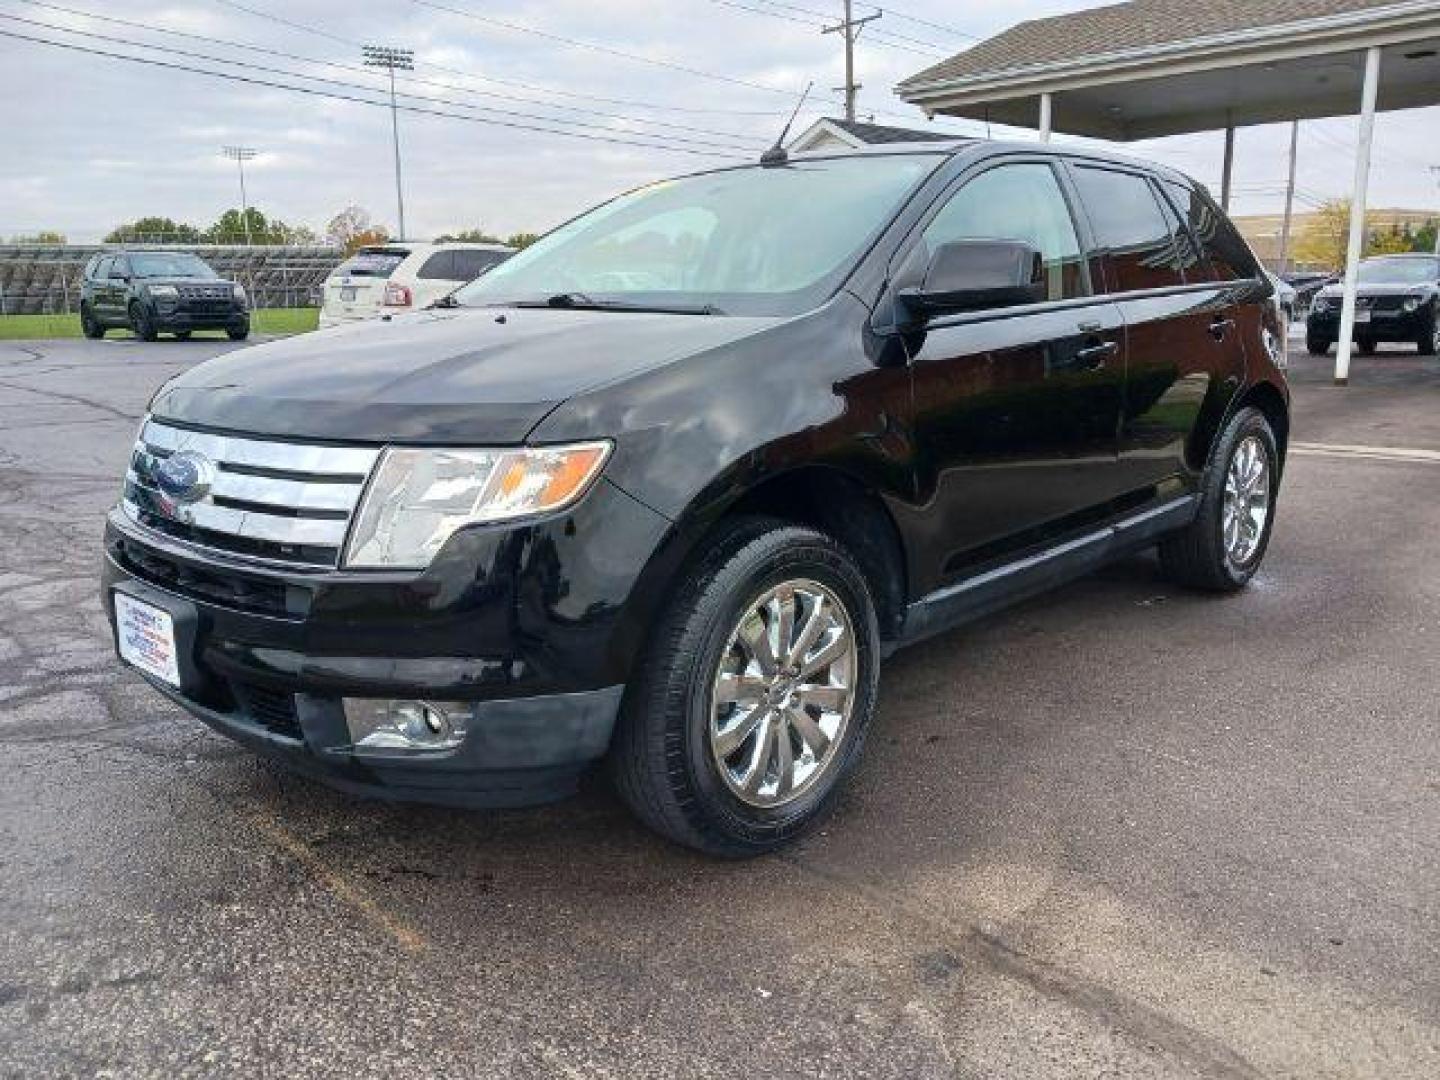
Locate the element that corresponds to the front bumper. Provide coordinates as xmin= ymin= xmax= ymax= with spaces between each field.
xmin=151 ymin=303 xmax=249 ymax=331
xmin=101 ymin=478 xmax=671 ymax=805
xmin=1307 ymin=306 xmax=1428 ymax=342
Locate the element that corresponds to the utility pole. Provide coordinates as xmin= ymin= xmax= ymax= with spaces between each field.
xmin=363 ymin=44 xmax=414 ymax=240
xmin=221 ymin=146 xmax=257 ymax=246
xmin=822 ymin=2 xmax=880 ymax=122
xmin=1278 ymin=121 xmax=1299 ymax=274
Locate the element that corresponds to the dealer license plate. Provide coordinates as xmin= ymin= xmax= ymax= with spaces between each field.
xmin=114 ymin=592 xmax=180 ymax=687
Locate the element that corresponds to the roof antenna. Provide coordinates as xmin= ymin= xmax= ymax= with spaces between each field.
xmin=760 ymin=81 xmax=813 ymax=167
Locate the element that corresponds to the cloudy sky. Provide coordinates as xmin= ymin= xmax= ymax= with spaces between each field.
xmin=3 ymin=0 xmax=1437 ymax=243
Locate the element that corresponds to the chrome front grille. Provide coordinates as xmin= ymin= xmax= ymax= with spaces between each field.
xmin=123 ymin=419 xmax=380 ymax=567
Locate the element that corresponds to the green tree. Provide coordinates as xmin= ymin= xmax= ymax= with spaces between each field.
xmin=11 ymin=230 xmax=67 ymax=244
xmin=506 ymin=232 xmax=541 ymax=250
xmin=1414 ymin=220 xmax=1437 ymax=254
xmin=435 ymin=227 xmax=503 ymax=243
xmin=104 ymin=217 xmax=202 ymax=244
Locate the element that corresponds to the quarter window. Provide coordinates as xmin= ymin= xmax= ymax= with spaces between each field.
xmin=922 ymin=163 xmax=1087 ymax=302
xmin=1162 ymin=179 xmax=1260 ymax=282
xmin=452 ymin=249 xmax=507 ymax=281
xmin=417 ymin=251 xmax=456 ymax=280
xmin=1072 ymin=166 xmax=1187 ymax=292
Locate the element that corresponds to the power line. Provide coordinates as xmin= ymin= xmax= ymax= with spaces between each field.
xmin=15 ymin=0 xmax=772 ymax=138
xmin=0 ymin=12 xmax=762 ymax=154
xmin=198 ymin=0 xmax=781 ymax=117
xmin=214 ymin=0 xmax=973 ymax=134
xmin=0 ymin=28 xmax=751 ymax=159
xmin=410 ymin=0 xmax=813 ymax=99
xmin=870 ymin=4 xmax=981 ymax=42
xmin=707 ymin=0 xmax=948 ymax=57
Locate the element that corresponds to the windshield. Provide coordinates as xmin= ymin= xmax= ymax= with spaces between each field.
xmin=129 ymin=253 xmax=217 ymax=279
xmin=453 ymin=155 xmax=942 ymax=316
xmin=1356 ymin=258 xmax=1439 ymax=286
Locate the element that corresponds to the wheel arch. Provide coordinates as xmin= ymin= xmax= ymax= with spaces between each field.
xmin=608 ymin=463 xmax=910 ymax=685
xmin=1234 ymin=380 xmax=1290 ymax=473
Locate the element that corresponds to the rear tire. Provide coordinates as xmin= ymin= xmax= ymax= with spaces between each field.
xmin=128 ymin=302 xmax=157 ymax=342
xmin=610 ymin=518 xmax=880 ymax=857
xmin=1357 ymin=338 xmax=1377 ymax=356
xmin=80 ymin=303 xmax=104 ymax=339
xmin=1305 ymin=332 xmax=1330 ymax=357
xmin=1160 ymin=407 xmax=1279 ymax=593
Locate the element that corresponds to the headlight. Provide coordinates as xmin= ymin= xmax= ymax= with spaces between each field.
xmin=232 ymin=284 xmax=248 ymax=305
xmin=344 ymin=441 xmax=612 ymax=568
xmin=1312 ymin=297 xmax=1329 ymax=312
xmin=1402 ymin=297 xmax=1422 ymax=312
xmin=148 ymin=285 xmax=178 ymax=298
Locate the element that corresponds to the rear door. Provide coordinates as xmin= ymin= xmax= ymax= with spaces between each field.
xmin=896 ymin=157 xmax=1127 ymax=590
xmin=1067 ymin=165 xmax=1250 ymax=501
xmin=321 ymin=247 xmax=409 ymax=321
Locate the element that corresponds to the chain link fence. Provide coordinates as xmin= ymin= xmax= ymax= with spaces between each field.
xmin=0 ymin=244 xmax=345 ymax=317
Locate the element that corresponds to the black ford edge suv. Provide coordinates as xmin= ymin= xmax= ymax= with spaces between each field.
xmin=1306 ymin=253 xmax=1440 ymax=357
xmin=80 ymin=250 xmax=250 ymax=342
xmin=104 ymin=142 xmax=1289 ymax=856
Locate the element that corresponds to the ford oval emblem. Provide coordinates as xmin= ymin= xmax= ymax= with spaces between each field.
xmin=154 ymin=450 xmax=215 ymax=505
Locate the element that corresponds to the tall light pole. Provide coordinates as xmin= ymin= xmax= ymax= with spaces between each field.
xmin=363 ymin=44 xmax=414 ymax=240
xmin=822 ymin=2 xmax=880 ymax=122
xmin=221 ymin=145 xmax=257 ymax=245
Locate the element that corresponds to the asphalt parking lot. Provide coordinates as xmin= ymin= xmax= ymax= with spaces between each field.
xmin=1 ymin=334 xmax=1437 ymax=1079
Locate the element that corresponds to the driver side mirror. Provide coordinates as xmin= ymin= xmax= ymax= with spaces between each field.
xmin=899 ymin=239 xmax=1047 ymax=320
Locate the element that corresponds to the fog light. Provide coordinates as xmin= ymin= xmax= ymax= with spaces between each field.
xmin=342 ymin=699 xmax=472 ymax=752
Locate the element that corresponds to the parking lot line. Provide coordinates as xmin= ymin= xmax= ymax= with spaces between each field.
xmin=250 ymin=813 xmax=429 ymax=955
xmin=1290 ymin=441 xmax=1440 ymax=465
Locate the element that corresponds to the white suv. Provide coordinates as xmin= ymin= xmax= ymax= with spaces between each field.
xmin=318 ymin=242 xmax=513 ymax=327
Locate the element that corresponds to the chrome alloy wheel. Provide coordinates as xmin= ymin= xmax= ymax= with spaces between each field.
xmin=708 ymin=579 xmax=857 ymax=809
xmin=1223 ymin=435 xmax=1271 ymax=565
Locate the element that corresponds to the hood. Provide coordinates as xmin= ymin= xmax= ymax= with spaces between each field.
xmin=139 ymin=277 xmax=235 ymax=287
xmin=150 ymin=306 xmax=780 ymax=444
xmin=1317 ymin=282 xmax=1432 ymax=300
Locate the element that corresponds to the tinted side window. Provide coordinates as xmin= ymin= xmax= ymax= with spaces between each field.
xmin=1072 ymin=166 xmax=1186 ymax=292
xmin=111 ymin=257 xmax=130 ymax=279
xmin=922 ymin=162 xmax=1087 ymax=302
xmin=1163 ymin=179 xmax=1260 ymax=282
xmin=92 ymin=256 xmax=113 ymax=280
xmin=452 ymin=249 xmax=506 ymax=281
xmin=1150 ymin=180 xmax=1205 ymax=279
xmin=416 ymin=251 xmax=455 ymax=280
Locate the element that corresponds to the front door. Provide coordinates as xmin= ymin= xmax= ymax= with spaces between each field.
xmin=895 ymin=159 xmax=1126 ymax=594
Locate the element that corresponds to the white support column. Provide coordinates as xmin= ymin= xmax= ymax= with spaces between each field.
xmin=1039 ymin=92 xmax=1052 ymax=143
xmin=1335 ymin=46 xmax=1382 ymax=386
xmin=1220 ymin=122 xmax=1236 ymax=212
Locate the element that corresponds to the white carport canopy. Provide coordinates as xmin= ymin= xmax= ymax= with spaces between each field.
xmin=897 ymin=0 xmax=1440 ymax=385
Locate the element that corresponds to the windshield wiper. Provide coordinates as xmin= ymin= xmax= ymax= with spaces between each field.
xmin=507 ymin=293 xmax=723 ymax=316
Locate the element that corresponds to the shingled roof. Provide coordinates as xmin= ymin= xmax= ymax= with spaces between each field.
xmin=819 ymin=118 xmax=956 ymax=144
xmin=899 ymin=0 xmax=1411 ymax=90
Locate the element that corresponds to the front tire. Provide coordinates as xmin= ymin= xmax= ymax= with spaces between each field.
xmin=1357 ymin=338 xmax=1377 ymax=356
xmin=1305 ymin=332 xmax=1330 ymax=357
xmin=1160 ymin=407 xmax=1279 ymax=592
xmin=128 ymin=302 xmax=157 ymax=342
xmin=79 ymin=303 xmax=104 ymax=339
xmin=227 ymin=319 xmax=250 ymax=341
xmin=610 ymin=518 xmax=880 ymax=857
xmin=1416 ymin=311 xmax=1438 ymax=356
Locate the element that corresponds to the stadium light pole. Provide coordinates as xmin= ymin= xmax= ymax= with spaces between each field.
xmin=363 ymin=44 xmax=414 ymax=241
xmin=221 ymin=146 xmax=257 ymax=245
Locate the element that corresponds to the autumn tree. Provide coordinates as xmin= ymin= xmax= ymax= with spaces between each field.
xmin=326 ymin=205 xmax=389 ymax=254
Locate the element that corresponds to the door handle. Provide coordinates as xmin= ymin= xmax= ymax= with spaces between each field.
xmin=1073 ymin=339 xmax=1119 ymax=370
xmin=1209 ymin=317 xmax=1236 ymax=340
